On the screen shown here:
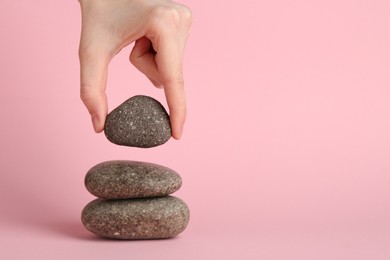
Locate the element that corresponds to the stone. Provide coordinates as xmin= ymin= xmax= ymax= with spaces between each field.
xmin=104 ymin=95 xmax=171 ymax=148
xmin=81 ymin=196 xmax=190 ymax=240
xmin=85 ymin=160 xmax=182 ymax=199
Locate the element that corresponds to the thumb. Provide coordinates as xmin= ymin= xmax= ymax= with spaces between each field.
xmin=79 ymin=50 xmax=109 ymax=133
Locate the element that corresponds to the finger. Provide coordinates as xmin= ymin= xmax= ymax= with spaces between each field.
xmin=130 ymin=37 xmax=162 ymax=88
xmin=154 ymin=37 xmax=186 ymax=140
xmin=79 ymin=47 xmax=109 ymax=133
xmin=164 ymin=78 xmax=186 ymax=140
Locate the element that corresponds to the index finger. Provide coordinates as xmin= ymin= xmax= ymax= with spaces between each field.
xmin=154 ymin=36 xmax=187 ymax=140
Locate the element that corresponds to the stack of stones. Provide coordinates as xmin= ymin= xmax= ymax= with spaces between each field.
xmin=81 ymin=95 xmax=190 ymax=240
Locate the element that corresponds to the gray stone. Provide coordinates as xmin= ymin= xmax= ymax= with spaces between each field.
xmin=85 ymin=160 xmax=182 ymax=199
xmin=81 ymin=196 xmax=190 ymax=240
xmin=104 ymin=95 xmax=171 ymax=148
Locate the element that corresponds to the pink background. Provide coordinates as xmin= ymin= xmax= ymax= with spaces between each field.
xmin=1 ymin=0 xmax=389 ymax=259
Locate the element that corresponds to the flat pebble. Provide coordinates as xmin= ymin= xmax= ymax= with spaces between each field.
xmin=104 ymin=95 xmax=171 ymax=148
xmin=85 ymin=160 xmax=182 ymax=199
xmin=81 ymin=196 xmax=190 ymax=240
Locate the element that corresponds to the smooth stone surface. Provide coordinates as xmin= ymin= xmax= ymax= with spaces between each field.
xmin=104 ymin=95 xmax=171 ymax=148
xmin=81 ymin=196 xmax=190 ymax=240
xmin=85 ymin=160 xmax=182 ymax=199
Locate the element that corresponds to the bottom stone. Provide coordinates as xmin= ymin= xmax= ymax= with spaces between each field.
xmin=81 ymin=196 xmax=190 ymax=240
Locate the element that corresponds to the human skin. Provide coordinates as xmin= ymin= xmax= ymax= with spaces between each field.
xmin=78 ymin=0 xmax=192 ymax=139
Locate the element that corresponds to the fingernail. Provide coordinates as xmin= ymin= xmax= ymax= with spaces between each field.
xmin=91 ymin=113 xmax=100 ymax=133
xmin=176 ymin=125 xmax=184 ymax=140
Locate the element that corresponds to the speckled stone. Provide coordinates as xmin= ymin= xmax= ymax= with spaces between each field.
xmin=81 ymin=196 xmax=190 ymax=240
xmin=104 ymin=95 xmax=171 ymax=148
xmin=85 ymin=160 xmax=182 ymax=199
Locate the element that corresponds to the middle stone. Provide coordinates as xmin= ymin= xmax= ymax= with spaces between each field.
xmin=85 ymin=160 xmax=182 ymax=199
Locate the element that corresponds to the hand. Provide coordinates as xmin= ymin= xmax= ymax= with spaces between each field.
xmin=78 ymin=0 xmax=192 ymax=139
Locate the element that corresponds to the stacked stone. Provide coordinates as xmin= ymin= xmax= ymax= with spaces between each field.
xmin=81 ymin=160 xmax=189 ymax=239
xmin=81 ymin=96 xmax=190 ymax=240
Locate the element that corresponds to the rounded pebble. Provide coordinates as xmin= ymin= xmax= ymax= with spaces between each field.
xmin=81 ymin=196 xmax=190 ymax=240
xmin=104 ymin=95 xmax=171 ymax=148
xmin=85 ymin=160 xmax=182 ymax=199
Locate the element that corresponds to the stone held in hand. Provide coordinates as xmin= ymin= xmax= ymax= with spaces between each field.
xmin=81 ymin=196 xmax=190 ymax=240
xmin=85 ymin=160 xmax=182 ymax=199
xmin=104 ymin=95 xmax=172 ymax=148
